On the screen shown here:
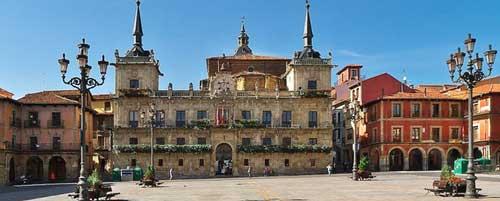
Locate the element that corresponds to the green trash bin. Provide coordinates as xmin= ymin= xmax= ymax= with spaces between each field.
xmin=474 ymin=158 xmax=491 ymax=165
xmin=112 ymin=168 xmax=121 ymax=181
xmin=453 ymin=158 xmax=468 ymax=174
xmin=133 ymin=167 xmax=143 ymax=181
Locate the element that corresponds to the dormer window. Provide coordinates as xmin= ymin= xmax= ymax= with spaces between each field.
xmin=351 ymin=69 xmax=358 ymax=80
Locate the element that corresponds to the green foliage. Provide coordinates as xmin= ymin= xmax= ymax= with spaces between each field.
xmin=440 ymin=165 xmax=455 ymax=180
xmin=87 ymin=169 xmax=102 ymax=189
xmin=189 ymin=120 xmax=211 ymax=129
xmin=237 ymin=144 xmax=332 ymax=153
xmin=358 ymin=156 xmax=369 ymax=172
xmin=113 ymin=144 xmax=212 ymax=153
xmin=143 ymin=166 xmax=155 ymax=181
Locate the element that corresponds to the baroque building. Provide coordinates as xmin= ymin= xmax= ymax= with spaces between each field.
xmin=111 ymin=0 xmax=334 ymax=178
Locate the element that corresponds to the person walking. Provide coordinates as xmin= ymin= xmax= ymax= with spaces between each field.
xmin=169 ymin=168 xmax=174 ymax=180
xmin=332 ymin=162 xmax=336 ymax=174
xmin=247 ymin=166 xmax=252 ymax=178
xmin=326 ymin=164 xmax=333 ymax=176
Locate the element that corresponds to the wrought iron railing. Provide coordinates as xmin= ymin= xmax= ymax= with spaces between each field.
xmin=47 ymin=120 xmax=64 ymax=128
xmin=24 ymin=120 xmax=40 ymax=128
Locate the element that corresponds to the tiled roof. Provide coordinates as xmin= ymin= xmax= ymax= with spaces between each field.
xmin=18 ymin=91 xmax=79 ymax=105
xmin=0 ymin=87 xmax=14 ymax=98
xmin=93 ymin=94 xmax=113 ymax=100
xmin=336 ymin=64 xmax=363 ymax=75
xmin=207 ymin=54 xmax=289 ymax=60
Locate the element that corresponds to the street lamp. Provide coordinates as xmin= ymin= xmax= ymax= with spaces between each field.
xmin=141 ymin=103 xmax=163 ymax=174
xmin=447 ymin=33 xmax=496 ymax=198
xmin=344 ymin=99 xmax=364 ymax=181
xmin=59 ymin=38 xmax=108 ymax=201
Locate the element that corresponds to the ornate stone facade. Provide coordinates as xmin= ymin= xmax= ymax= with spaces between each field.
xmin=110 ymin=1 xmax=334 ymax=178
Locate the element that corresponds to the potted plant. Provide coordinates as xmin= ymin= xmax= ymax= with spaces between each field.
xmin=87 ymin=169 xmax=103 ymax=199
xmin=356 ymin=157 xmax=374 ymax=180
xmin=142 ymin=166 xmax=156 ymax=187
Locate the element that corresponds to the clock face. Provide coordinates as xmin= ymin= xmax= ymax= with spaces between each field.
xmin=212 ymin=74 xmax=234 ymax=95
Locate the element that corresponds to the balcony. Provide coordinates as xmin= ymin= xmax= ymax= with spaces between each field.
xmin=10 ymin=118 xmax=21 ymax=128
xmin=24 ymin=119 xmax=40 ymax=128
xmin=7 ymin=143 xmax=80 ymax=152
xmin=47 ymin=120 xmax=64 ymax=128
xmin=129 ymin=121 xmax=139 ymax=128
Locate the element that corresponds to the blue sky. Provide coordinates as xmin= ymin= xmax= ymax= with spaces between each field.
xmin=1 ymin=0 xmax=499 ymax=98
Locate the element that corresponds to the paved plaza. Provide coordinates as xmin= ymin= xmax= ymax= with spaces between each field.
xmin=1 ymin=172 xmax=500 ymax=201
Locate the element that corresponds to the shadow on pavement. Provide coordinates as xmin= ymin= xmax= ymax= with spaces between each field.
xmin=0 ymin=184 xmax=75 ymax=201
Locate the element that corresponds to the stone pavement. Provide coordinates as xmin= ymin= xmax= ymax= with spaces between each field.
xmin=2 ymin=172 xmax=500 ymax=201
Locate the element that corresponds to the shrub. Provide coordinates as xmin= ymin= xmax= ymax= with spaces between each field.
xmin=358 ymin=156 xmax=369 ymax=172
xmin=440 ymin=165 xmax=454 ymax=181
xmin=237 ymin=144 xmax=332 ymax=153
xmin=113 ymin=144 xmax=212 ymax=154
xmin=87 ymin=169 xmax=102 ymax=189
xmin=143 ymin=166 xmax=155 ymax=181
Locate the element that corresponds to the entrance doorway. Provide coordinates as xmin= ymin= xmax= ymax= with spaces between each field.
xmin=26 ymin=156 xmax=43 ymax=181
xmin=409 ymin=149 xmax=423 ymax=171
xmin=49 ymin=156 xmax=66 ymax=181
xmin=9 ymin=158 xmax=15 ymax=183
xmin=428 ymin=149 xmax=443 ymax=170
xmin=215 ymin=143 xmax=232 ymax=176
xmin=389 ymin=149 xmax=404 ymax=171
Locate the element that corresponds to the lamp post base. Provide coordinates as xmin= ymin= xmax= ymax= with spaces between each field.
xmin=464 ymin=172 xmax=478 ymax=198
xmin=77 ymin=175 xmax=88 ymax=201
xmin=352 ymin=167 xmax=358 ymax=181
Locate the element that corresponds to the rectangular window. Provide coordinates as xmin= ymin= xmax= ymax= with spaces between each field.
xmin=129 ymin=138 xmax=138 ymax=145
xmin=432 ymin=103 xmax=440 ymax=117
xmin=347 ymin=128 xmax=353 ymax=140
xmin=392 ymin=103 xmax=402 ymax=117
xmin=30 ymin=136 xmax=38 ymax=150
xmin=197 ymin=137 xmax=206 ymax=145
xmin=308 ymin=111 xmax=318 ymax=128
xmin=451 ymin=128 xmax=460 ymax=140
xmin=130 ymin=79 xmax=139 ymax=89
xmin=432 ymin=128 xmax=441 ymax=142
xmin=372 ymin=128 xmax=378 ymax=143
xmin=178 ymin=159 xmax=184 ymax=166
xmin=411 ymin=103 xmax=421 ymax=117
xmin=53 ymin=137 xmax=61 ymax=150
xmin=307 ymin=80 xmax=317 ymax=90
xmin=392 ymin=128 xmax=402 ymax=143
xmin=473 ymin=100 xmax=479 ymax=114
xmin=176 ymin=111 xmax=186 ymax=128
xmin=104 ymin=102 xmax=111 ymax=111
xmin=262 ymin=111 xmax=272 ymax=127
xmin=242 ymin=138 xmax=251 ymax=146
xmin=310 ymin=159 xmax=316 ymax=167
xmin=176 ymin=138 xmax=186 ymax=145
xmin=129 ymin=111 xmax=138 ymax=128
xmin=197 ymin=110 xmax=208 ymax=120
xmin=284 ymin=159 xmax=290 ymax=167
xmin=351 ymin=69 xmax=358 ymax=79
xmin=262 ymin=137 xmax=272 ymax=145
xmin=155 ymin=110 xmax=165 ymax=127
xmin=242 ymin=111 xmax=251 ymax=120
xmin=281 ymin=111 xmax=292 ymax=127
xmin=158 ymin=159 xmax=164 ymax=167
xmin=308 ymin=138 xmax=318 ymax=145
xmin=244 ymin=159 xmax=249 ymax=166
xmin=265 ymin=159 xmax=270 ymax=166
xmin=450 ymin=104 xmax=460 ymax=118
xmin=98 ymin=136 xmax=104 ymax=147
xmin=199 ymin=159 xmax=204 ymax=167
xmin=156 ymin=137 xmax=165 ymax=145
xmin=131 ymin=159 xmax=137 ymax=167
xmin=27 ymin=112 xmax=39 ymax=127
xmin=473 ymin=125 xmax=479 ymax=140
xmin=282 ymin=137 xmax=291 ymax=146
xmin=51 ymin=112 xmax=62 ymax=127
xmin=411 ymin=127 xmax=421 ymax=142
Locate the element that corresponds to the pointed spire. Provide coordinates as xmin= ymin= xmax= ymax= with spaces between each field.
xmin=303 ymin=0 xmax=313 ymax=48
xmin=235 ymin=17 xmax=252 ymax=56
xmin=133 ymin=0 xmax=143 ymax=47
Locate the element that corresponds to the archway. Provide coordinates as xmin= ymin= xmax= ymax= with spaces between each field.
xmin=473 ymin=148 xmax=482 ymax=159
xmin=409 ymin=149 xmax=423 ymax=171
xmin=26 ymin=156 xmax=43 ymax=181
xmin=447 ymin=149 xmax=461 ymax=169
xmin=428 ymin=149 xmax=443 ymax=170
xmin=49 ymin=156 xmax=66 ymax=181
xmin=215 ymin=143 xmax=232 ymax=176
xmin=389 ymin=149 xmax=404 ymax=171
xmin=9 ymin=158 xmax=15 ymax=183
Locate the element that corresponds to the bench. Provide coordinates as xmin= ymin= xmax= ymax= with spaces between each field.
xmin=105 ymin=192 xmax=120 ymax=200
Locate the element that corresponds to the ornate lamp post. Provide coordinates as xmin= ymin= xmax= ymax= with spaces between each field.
xmin=58 ymin=38 xmax=109 ymax=201
xmin=447 ymin=33 xmax=496 ymax=198
xmin=345 ymin=99 xmax=364 ymax=181
xmin=141 ymin=103 xmax=163 ymax=171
